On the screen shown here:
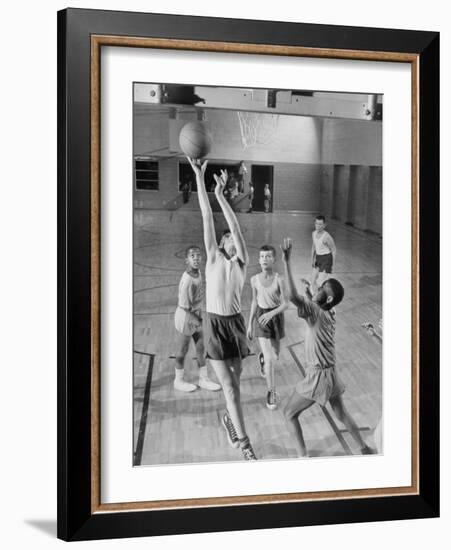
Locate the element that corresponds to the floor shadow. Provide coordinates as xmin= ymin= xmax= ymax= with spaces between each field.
xmin=25 ymin=519 xmax=57 ymax=538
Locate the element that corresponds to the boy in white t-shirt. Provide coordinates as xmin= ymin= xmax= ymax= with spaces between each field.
xmin=173 ymin=245 xmax=220 ymax=392
xmin=311 ymin=215 xmax=337 ymax=292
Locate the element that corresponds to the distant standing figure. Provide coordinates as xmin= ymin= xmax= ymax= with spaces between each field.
xmin=247 ymin=181 xmax=254 ymax=213
xmin=264 ymin=184 xmax=271 ymax=213
xmin=311 ymin=215 xmax=336 ymax=293
xmin=181 ymin=181 xmax=191 ymax=204
xmin=229 ymin=177 xmax=239 ymax=201
xmin=238 ymin=160 xmax=248 ymax=193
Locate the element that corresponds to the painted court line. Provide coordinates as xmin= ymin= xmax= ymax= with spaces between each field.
xmin=287 ymin=341 xmax=369 ymax=455
xmin=133 ymin=351 xmax=155 ymax=466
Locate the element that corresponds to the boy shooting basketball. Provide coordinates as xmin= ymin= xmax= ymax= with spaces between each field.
xmin=173 ymin=245 xmax=221 ymax=392
xmin=187 ymin=157 xmax=257 ymax=460
xmin=281 ymin=238 xmax=375 ymax=457
xmin=247 ymin=245 xmax=287 ymax=410
xmin=311 ymin=215 xmax=336 ymax=292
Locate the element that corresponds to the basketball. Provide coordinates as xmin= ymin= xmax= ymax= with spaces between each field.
xmin=179 ymin=122 xmax=212 ymax=159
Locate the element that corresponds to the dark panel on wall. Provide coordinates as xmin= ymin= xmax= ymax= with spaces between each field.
xmin=320 ymin=163 xmax=382 ymax=236
xmin=366 ymin=166 xmax=383 ymax=235
xmin=273 ymin=163 xmax=321 ymax=212
xmin=332 ymin=165 xmax=350 ymax=222
xmin=347 ymin=165 xmax=370 ymax=229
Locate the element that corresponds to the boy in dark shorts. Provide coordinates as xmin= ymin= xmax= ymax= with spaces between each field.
xmin=311 ymin=215 xmax=336 ymax=292
xmin=173 ymin=245 xmax=221 ymax=392
xmin=247 ymin=245 xmax=287 ymax=410
xmin=187 ymin=157 xmax=257 ymax=461
xmin=281 ymin=237 xmax=375 ymax=457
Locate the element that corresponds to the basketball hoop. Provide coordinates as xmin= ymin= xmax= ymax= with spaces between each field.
xmin=237 ymin=111 xmax=280 ymax=149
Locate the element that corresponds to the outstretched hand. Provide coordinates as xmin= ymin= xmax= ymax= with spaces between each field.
xmin=186 ymin=157 xmax=208 ymax=178
xmin=280 ymin=238 xmax=293 ymax=262
xmin=213 ymin=169 xmax=228 ymax=196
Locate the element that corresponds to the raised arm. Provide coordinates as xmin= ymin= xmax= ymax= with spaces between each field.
xmin=214 ymin=170 xmax=249 ymax=265
xmin=187 ymin=158 xmax=218 ymax=260
xmin=275 ymin=278 xmax=289 ymax=314
xmin=280 ymin=238 xmax=302 ymax=306
xmin=300 ymin=278 xmax=313 ymax=300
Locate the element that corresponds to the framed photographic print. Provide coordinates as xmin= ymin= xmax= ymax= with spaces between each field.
xmin=57 ymin=8 xmax=439 ymax=541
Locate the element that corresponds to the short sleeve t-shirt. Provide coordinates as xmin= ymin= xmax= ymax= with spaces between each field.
xmin=178 ymin=271 xmax=203 ymax=312
xmin=295 ymin=296 xmax=336 ymax=368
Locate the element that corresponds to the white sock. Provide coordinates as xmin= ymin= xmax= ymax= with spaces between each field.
xmin=175 ymin=368 xmax=184 ymax=381
xmin=198 ymin=366 xmax=208 ymax=379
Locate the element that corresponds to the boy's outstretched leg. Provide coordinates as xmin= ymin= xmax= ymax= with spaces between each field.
xmin=329 ymin=395 xmax=376 ymax=454
xmin=211 ymin=358 xmax=257 ymax=460
xmin=284 ymin=391 xmax=314 ymax=457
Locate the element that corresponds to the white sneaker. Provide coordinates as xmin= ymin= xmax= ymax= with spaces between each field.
xmin=222 ymin=412 xmax=240 ymax=448
xmin=199 ymin=376 xmax=221 ymax=391
xmin=174 ymin=379 xmax=197 ymax=392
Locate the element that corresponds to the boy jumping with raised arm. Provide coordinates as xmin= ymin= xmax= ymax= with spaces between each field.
xmin=311 ymin=215 xmax=336 ymax=292
xmin=173 ymin=245 xmax=221 ymax=392
xmin=281 ymin=238 xmax=375 ymax=457
xmin=247 ymin=245 xmax=287 ymax=410
xmin=187 ymin=157 xmax=257 ymax=461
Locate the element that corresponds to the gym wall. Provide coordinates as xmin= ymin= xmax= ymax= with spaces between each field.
xmin=319 ymin=119 xmax=382 ymax=236
xmin=133 ymin=105 xmax=382 ymax=234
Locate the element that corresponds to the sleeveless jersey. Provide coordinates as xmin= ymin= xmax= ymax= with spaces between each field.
xmin=313 ymin=230 xmax=332 ymax=255
xmin=205 ymin=250 xmax=245 ymax=315
xmin=252 ymin=272 xmax=282 ymax=309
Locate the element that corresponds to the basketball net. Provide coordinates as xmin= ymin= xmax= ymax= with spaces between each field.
xmin=237 ymin=111 xmax=279 ymax=149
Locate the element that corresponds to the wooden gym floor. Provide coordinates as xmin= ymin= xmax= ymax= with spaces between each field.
xmin=133 ymin=209 xmax=382 ymax=466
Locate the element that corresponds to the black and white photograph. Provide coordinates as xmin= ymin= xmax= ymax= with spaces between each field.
xmin=0 ymin=0 xmax=445 ymax=546
xmin=133 ymin=83 xmax=383 ymax=466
